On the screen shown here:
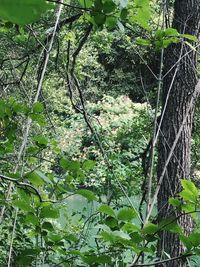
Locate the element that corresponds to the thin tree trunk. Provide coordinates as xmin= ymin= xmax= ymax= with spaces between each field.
xmin=157 ymin=1 xmax=200 ymax=266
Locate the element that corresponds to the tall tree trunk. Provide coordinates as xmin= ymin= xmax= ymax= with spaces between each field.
xmin=157 ymin=1 xmax=200 ymax=266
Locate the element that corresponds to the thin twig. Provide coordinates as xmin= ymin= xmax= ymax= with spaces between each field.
xmin=46 ymin=0 xmax=90 ymax=10
xmin=7 ymin=209 xmax=18 ymax=267
xmin=66 ymin=22 xmax=143 ymax=222
xmin=144 ymin=80 xmax=200 ymax=225
xmin=130 ymin=253 xmax=193 ymax=267
xmin=0 ymin=0 xmax=64 ymax=224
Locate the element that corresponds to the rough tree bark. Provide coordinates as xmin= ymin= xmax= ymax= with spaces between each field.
xmin=157 ymin=1 xmax=200 ymax=266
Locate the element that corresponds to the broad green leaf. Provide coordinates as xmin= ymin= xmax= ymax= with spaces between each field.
xmin=30 ymin=113 xmax=46 ymax=126
xmin=104 ymin=216 xmax=118 ymax=228
xmin=122 ymin=222 xmax=140 ymax=233
xmin=82 ymin=255 xmax=99 ymax=264
xmin=180 ymin=34 xmax=198 ymax=42
xmin=94 ymin=0 xmax=103 ymax=10
xmin=163 ymin=37 xmax=179 ymax=47
xmin=68 ymin=160 xmax=81 ymax=171
xmin=102 ymin=0 xmax=116 ymax=14
xmin=16 ymin=248 xmax=40 ymax=266
xmin=83 ymin=254 xmax=112 ymax=265
xmin=17 ymin=188 xmax=31 ymax=204
xmin=67 ymin=250 xmax=83 ymax=256
xmin=98 ymin=204 xmax=115 ymax=217
xmin=94 ymin=224 xmax=110 ymax=231
xmin=25 ymin=172 xmax=44 ymax=186
xmin=142 ymin=223 xmax=158 ymax=235
xmin=25 ymin=213 xmax=39 ymax=226
xmin=97 ymin=255 xmax=112 ymax=264
xmin=35 ymin=170 xmax=53 ymax=184
xmin=79 ymin=0 xmax=93 ymax=8
xmin=99 ymin=231 xmax=115 ymax=242
xmin=32 ymin=102 xmax=44 ymax=113
xmin=113 ymin=230 xmax=131 ymax=240
xmin=169 ymin=197 xmax=181 ymax=207
xmin=117 ymin=207 xmax=136 ymax=221
xmin=93 ymin=12 xmax=106 ymax=25
xmin=64 ymin=234 xmax=78 ymax=243
xmin=82 ymin=160 xmax=96 ymax=170
xmin=180 ymin=234 xmax=193 ymax=250
xmin=136 ymin=38 xmax=151 ymax=46
xmin=131 ymin=232 xmax=143 ymax=244
xmin=160 ymin=218 xmax=183 ymax=234
xmin=48 ymin=233 xmax=63 ymax=242
xmin=155 ymin=29 xmax=165 ymax=39
xmin=42 ymin=221 xmax=54 ymax=231
xmin=59 ymin=158 xmax=70 ymax=169
xmin=181 ymin=180 xmax=198 ymax=197
xmin=155 ymin=38 xmax=179 ymax=49
xmin=76 ymin=189 xmax=97 ymax=201
xmin=168 ymin=224 xmax=183 ymax=234
xmin=27 ymin=145 xmax=39 ymax=155
xmin=0 ymin=100 xmax=8 ymax=118
xmin=40 ymin=205 xmax=59 ymax=219
xmin=182 ymin=202 xmax=196 ymax=212
xmin=1 ymin=101 xmax=12 ymax=114
xmin=0 ymin=0 xmax=53 ymax=25
xmin=164 ymin=28 xmax=179 ymax=37
xmin=132 ymin=0 xmax=151 ymax=29
xmin=25 ymin=170 xmax=51 ymax=186
xmin=135 ymin=9 xmax=150 ymax=29
xmin=64 ymin=31 xmax=76 ymax=42
xmin=106 ymin=16 xmax=117 ymax=29
xmin=33 ymin=135 xmax=48 ymax=146
xmin=179 ymin=190 xmax=197 ymax=202
xmin=188 ymin=233 xmax=200 ymax=247
xmin=4 ymin=143 xmax=14 ymax=153
xmin=120 ymin=8 xmax=128 ymax=20
xmin=12 ymin=102 xmax=28 ymax=113
xmin=13 ymin=200 xmax=34 ymax=212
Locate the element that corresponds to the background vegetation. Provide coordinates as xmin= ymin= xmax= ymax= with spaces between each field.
xmin=1 ymin=0 xmax=200 ymax=266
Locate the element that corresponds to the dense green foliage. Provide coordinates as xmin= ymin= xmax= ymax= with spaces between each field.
xmin=1 ymin=0 xmax=200 ymax=266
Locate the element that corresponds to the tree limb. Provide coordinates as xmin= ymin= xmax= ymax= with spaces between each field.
xmin=130 ymin=253 xmax=193 ymax=267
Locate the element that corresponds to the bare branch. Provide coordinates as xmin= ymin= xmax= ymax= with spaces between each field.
xmin=130 ymin=253 xmax=193 ymax=267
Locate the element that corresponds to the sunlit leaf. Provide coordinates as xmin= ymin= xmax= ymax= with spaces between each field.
xmin=32 ymin=102 xmax=44 ymax=113
xmin=0 ymin=0 xmax=53 ymax=25
xmin=40 ymin=205 xmax=59 ymax=219
xmin=169 ymin=197 xmax=181 ymax=207
xmin=82 ymin=160 xmax=96 ymax=170
xmin=188 ymin=233 xmax=200 ymax=247
xmin=142 ymin=223 xmax=158 ymax=235
xmin=76 ymin=189 xmax=97 ymax=201
xmin=79 ymin=0 xmax=93 ymax=8
xmin=13 ymin=200 xmax=34 ymax=212
xmin=25 ymin=170 xmax=52 ymax=186
xmin=98 ymin=204 xmax=115 ymax=217
xmin=25 ymin=213 xmax=39 ymax=226
xmin=117 ymin=207 xmax=136 ymax=221
xmin=181 ymin=180 xmax=198 ymax=197
xmin=122 ymin=222 xmax=140 ymax=233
